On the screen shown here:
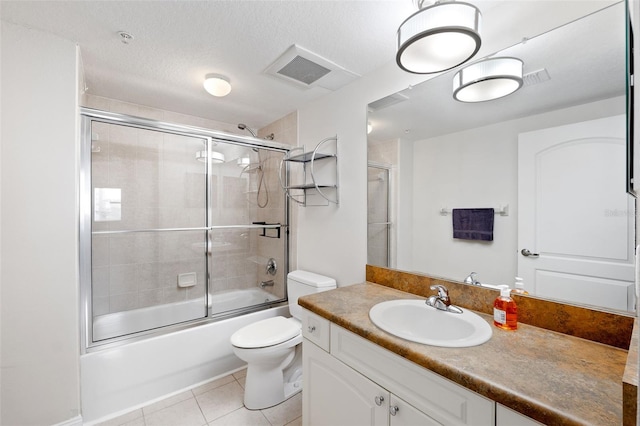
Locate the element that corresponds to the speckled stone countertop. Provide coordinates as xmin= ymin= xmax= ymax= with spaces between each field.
xmin=299 ymin=282 xmax=630 ymax=426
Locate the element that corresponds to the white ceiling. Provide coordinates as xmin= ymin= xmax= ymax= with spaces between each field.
xmin=1 ymin=0 xmax=418 ymax=129
xmin=0 ymin=0 xmax=623 ymax=132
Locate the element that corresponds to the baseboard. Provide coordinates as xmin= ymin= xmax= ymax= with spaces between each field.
xmin=52 ymin=415 xmax=83 ymax=426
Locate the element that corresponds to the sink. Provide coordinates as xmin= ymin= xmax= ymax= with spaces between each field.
xmin=369 ymin=299 xmax=492 ymax=347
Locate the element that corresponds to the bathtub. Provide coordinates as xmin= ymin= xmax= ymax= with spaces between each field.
xmin=93 ymin=288 xmax=281 ymax=341
xmin=81 ymin=292 xmax=288 ymax=423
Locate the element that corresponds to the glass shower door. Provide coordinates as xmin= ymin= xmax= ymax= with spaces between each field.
xmin=367 ymin=165 xmax=391 ymax=267
xmin=89 ymin=120 xmax=208 ymax=341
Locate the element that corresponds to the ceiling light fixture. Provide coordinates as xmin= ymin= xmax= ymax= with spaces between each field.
xmin=196 ymin=150 xmax=225 ymax=163
xmin=203 ymin=74 xmax=232 ymax=97
xmin=396 ymin=0 xmax=482 ymax=74
xmin=453 ymin=57 xmax=524 ymax=102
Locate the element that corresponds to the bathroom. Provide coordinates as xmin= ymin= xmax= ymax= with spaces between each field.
xmin=1 ymin=1 xmax=638 ymax=425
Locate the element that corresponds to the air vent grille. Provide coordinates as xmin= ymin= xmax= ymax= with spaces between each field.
xmin=523 ymin=68 xmax=551 ymax=87
xmin=277 ymin=56 xmax=331 ymax=85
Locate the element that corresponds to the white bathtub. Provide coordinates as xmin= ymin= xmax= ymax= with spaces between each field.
xmin=81 ymin=294 xmax=288 ymax=423
xmin=93 ymin=288 xmax=281 ymax=341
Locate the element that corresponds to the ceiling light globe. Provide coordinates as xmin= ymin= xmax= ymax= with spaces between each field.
xmin=397 ymin=2 xmax=482 ymax=74
xmin=453 ymin=57 xmax=524 ymax=102
xmin=203 ymin=74 xmax=232 ymax=97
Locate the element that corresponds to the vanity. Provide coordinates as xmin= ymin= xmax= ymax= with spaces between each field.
xmin=298 ymin=267 xmax=638 ymax=425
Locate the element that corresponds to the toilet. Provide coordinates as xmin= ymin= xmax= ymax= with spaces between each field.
xmin=230 ymin=270 xmax=336 ymax=410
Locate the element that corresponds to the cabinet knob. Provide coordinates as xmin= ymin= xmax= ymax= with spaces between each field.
xmin=308 ymin=325 xmax=316 ymax=333
xmin=389 ymin=405 xmax=399 ymax=416
xmin=374 ymin=395 xmax=384 ymax=406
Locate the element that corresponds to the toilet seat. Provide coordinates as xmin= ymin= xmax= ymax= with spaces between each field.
xmin=231 ymin=316 xmax=300 ymax=349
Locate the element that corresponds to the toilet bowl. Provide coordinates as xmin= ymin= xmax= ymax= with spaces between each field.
xmin=230 ymin=270 xmax=336 ymax=410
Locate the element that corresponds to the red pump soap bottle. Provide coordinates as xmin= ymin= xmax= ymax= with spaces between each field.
xmin=493 ymin=285 xmax=517 ymax=330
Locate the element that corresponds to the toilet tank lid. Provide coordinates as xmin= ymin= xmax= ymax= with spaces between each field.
xmin=288 ymin=270 xmax=336 ymax=288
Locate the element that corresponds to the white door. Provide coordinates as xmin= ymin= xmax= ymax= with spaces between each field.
xmin=518 ymin=115 xmax=635 ymax=311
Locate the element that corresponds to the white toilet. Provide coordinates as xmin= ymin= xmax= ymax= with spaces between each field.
xmin=230 ymin=270 xmax=336 ymax=410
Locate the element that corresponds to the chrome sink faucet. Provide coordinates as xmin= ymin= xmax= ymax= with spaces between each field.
xmin=426 ymin=285 xmax=463 ymax=314
xmin=464 ymin=272 xmax=481 ymax=286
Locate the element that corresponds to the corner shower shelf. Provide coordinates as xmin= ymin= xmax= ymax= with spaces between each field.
xmin=279 ymin=136 xmax=339 ymax=206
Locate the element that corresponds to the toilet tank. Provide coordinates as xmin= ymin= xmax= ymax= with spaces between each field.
xmin=287 ymin=270 xmax=336 ymax=319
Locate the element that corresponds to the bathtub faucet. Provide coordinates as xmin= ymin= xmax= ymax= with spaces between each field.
xmin=260 ymin=280 xmax=275 ymax=288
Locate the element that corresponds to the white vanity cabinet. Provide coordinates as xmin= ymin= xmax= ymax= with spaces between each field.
xmin=301 ymin=308 xmax=496 ymax=426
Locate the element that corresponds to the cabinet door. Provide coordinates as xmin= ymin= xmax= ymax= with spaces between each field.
xmin=303 ymin=339 xmax=388 ymax=426
xmin=390 ymin=395 xmax=442 ymax=426
xmin=496 ymin=404 xmax=544 ymax=426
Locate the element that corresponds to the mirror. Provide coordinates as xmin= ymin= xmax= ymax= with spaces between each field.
xmin=367 ymin=2 xmax=636 ymax=313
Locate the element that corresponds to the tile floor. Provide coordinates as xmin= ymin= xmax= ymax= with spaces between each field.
xmin=97 ymin=369 xmax=302 ymax=426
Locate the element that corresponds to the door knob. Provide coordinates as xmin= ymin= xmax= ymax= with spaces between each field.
xmin=374 ymin=395 xmax=384 ymax=406
xmin=389 ymin=405 xmax=399 ymax=416
xmin=520 ymin=248 xmax=539 ymax=258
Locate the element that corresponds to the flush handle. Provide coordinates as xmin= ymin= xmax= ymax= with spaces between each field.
xmin=520 ymin=248 xmax=539 ymax=258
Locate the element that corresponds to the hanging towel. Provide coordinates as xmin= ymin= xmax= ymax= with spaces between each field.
xmin=452 ymin=208 xmax=494 ymax=241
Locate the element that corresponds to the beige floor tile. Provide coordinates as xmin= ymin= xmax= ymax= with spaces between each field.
xmin=231 ymin=368 xmax=247 ymax=380
xmin=284 ymin=416 xmax=302 ymax=426
xmin=143 ymin=390 xmax=193 ymax=415
xmin=191 ymin=374 xmax=236 ymax=396
xmin=236 ymin=374 xmax=246 ymax=389
xmin=96 ymin=408 xmax=144 ymax=426
xmin=195 ymin=381 xmax=245 ymax=422
xmin=207 ymin=407 xmax=271 ymax=426
xmin=144 ymin=398 xmax=206 ymax=426
xmin=261 ymin=392 xmax=302 ymax=426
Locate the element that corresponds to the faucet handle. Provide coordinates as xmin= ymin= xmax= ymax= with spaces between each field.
xmin=429 ymin=284 xmax=449 ymax=301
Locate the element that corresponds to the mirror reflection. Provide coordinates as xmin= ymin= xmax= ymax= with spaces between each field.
xmin=367 ymin=2 xmax=636 ymax=313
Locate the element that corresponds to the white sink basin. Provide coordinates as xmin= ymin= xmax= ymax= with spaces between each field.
xmin=369 ymin=299 xmax=492 ymax=347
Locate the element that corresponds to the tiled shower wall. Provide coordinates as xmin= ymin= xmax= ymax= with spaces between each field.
xmin=83 ymin=94 xmax=297 ymax=315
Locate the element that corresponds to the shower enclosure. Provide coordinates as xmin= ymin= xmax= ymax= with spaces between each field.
xmin=80 ymin=109 xmax=290 ymax=348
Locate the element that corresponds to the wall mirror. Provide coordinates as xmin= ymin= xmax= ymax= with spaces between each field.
xmin=367 ymin=1 xmax=636 ymax=313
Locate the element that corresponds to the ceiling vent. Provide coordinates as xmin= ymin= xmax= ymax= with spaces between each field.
xmin=368 ymin=92 xmax=410 ymax=112
xmin=265 ymin=44 xmax=359 ymax=91
xmin=523 ymin=68 xmax=551 ymax=87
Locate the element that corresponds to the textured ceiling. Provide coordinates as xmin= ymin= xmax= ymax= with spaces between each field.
xmin=0 ymin=0 xmax=622 ymax=131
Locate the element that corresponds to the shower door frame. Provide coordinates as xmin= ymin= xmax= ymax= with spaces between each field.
xmin=80 ymin=108 xmax=291 ymax=351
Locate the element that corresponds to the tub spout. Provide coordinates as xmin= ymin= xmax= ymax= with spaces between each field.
xmin=260 ymin=280 xmax=274 ymax=288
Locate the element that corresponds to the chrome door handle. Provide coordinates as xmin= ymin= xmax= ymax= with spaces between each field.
xmin=521 ymin=248 xmax=539 ymax=258
xmin=374 ymin=395 xmax=384 ymax=406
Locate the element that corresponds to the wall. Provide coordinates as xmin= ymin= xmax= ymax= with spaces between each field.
xmin=407 ymin=96 xmax=625 ymax=286
xmin=1 ymin=21 xmax=81 ymax=425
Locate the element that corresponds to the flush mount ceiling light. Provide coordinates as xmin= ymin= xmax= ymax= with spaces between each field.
xmin=203 ymin=74 xmax=232 ymax=97
xmin=396 ymin=0 xmax=482 ymax=74
xmin=196 ymin=150 xmax=225 ymax=163
xmin=453 ymin=57 xmax=524 ymax=102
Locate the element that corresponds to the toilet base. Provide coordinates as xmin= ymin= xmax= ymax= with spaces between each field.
xmin=243 ymin=346 xmax=302 ymax=410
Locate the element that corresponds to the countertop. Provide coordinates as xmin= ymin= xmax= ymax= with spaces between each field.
xmin=299 ymin=282 xmax=630 ymax=426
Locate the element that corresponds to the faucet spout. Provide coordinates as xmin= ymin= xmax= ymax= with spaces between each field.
xmin=260 ymin=280 xmax=274 ymax=288
xmin=425 ymin=284 xmax=463 ymax=314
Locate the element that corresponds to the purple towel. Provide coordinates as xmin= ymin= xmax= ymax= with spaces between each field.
xmin=452 ymin=208 xmax=494 ymax=241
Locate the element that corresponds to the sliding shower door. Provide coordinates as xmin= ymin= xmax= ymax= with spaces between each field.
xmin=367 ymin=164 xmax=391 ymax=267
xmin=87 ymin=120 xmax=209 ymax=342
xmin=207 ymin=144 xmax=288 ymax=316
xmin=81 ymin=109 xmax=291 ymax=347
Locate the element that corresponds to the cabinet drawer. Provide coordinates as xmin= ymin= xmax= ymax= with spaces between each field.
xmin=301 ymin=308 xmax=330 ymax=351
xmin=330 ymin=324 xmax=494 ymax=426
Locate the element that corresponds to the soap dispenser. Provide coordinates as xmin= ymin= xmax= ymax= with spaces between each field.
xmin=511 ymin=277 xmax=529 ymax=295
xmin=494 ymin=285 xmax=517 ymax=330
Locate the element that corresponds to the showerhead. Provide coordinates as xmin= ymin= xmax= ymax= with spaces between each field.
xmin=237 ymin=123 xmax=257 ymax=138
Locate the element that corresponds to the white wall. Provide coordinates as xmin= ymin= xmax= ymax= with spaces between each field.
xmin=406 ymin=96 xmax=625 ymax=287
xmin=1 ymin=22 xmax=81 ymax=425
xmin=296 ymin=3 xmax=610 ymax=287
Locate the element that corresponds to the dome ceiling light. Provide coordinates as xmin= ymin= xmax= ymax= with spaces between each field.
xmin=453 ymin=57 xmax=524 ymax=102
xmin=396 ymin=0 xmax=482 ymax=74
xmin=203 ymin=74 xmax=232 ymax=97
